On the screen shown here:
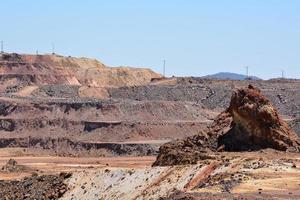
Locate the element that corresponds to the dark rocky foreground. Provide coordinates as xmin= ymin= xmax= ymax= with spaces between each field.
xmin=0 ymin=172 xmax=71 ymax=200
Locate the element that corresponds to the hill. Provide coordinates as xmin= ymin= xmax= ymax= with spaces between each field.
xmin=203 ymin=72 xmax=261 ymax=80
xmin=0 ymin=53 xmax=161 ymax=89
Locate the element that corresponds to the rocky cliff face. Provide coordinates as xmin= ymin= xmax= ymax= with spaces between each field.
xmin=153 ymin=85 xmax=300 ymax=166
xmin=219 ymin=85 xmax=300 ymax=152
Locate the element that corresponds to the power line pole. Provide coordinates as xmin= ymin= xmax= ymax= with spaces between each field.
xmin=245 ymin=66 xmax=249 ymax=78
xmin=1 ymin=40 xmax=3 ymax=53
xmin=163 ymin=59 xmax=166 ymax=77
xmin=52 ymin=43 xmax=55 ymax=55
xmin=281 ymin=70 xmax=285 ymax=79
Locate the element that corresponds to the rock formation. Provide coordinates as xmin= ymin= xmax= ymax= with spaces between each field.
xmin=219 ymin=85 xmax=300 ymax=152
xmin=153 ymin=85 xmax=300 ymax=166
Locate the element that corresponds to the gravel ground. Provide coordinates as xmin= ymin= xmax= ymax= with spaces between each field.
xmin=0 ymin=172 xmax=71 ymax=200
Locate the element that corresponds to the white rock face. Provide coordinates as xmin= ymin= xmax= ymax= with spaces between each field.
xmin=61 ymin=164 xmax=204 ymax=200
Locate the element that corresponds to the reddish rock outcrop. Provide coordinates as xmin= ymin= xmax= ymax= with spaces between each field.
xmin=153 ymin=85 xmax=300 ymax=166
xmin=219 ymin=85 xmax=300 ymax=152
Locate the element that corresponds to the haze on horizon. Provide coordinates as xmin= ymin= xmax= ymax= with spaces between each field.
xmin=1 ymin=0 xmax=300 ymax=79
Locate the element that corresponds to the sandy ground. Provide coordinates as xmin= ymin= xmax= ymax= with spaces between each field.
xmin=0 ymin=148 xmax=155 ymax=181
xmin=1 ymin=149 xmax=300 ymax=199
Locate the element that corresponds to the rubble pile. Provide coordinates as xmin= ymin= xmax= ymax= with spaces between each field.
xmin=0 ymin=172 xmax=71 ymax=200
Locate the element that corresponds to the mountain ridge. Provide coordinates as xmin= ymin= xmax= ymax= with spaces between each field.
xmin=203 ymin=72 xmax=261 ymax=80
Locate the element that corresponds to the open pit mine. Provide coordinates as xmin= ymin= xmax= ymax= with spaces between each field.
xmin=0 ymin=53 xmax=300 ymax=199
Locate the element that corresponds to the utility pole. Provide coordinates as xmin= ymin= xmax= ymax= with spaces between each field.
xmin=281 ymin=70 xmax=285 ymax=79
xmin=163 ymin=59 xmax=166 ymax=77
xmin=52 ymin=43 xmax=55 ymax=55
xmin=1 ymin=40 xmax=3 ymax=53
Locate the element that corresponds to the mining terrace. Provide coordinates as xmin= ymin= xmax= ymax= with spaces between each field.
xmin=0 ymin=53 xmax=300 ymax=199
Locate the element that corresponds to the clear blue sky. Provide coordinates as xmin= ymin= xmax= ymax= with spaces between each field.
xmin=1 ymin=0 xmax=300 ymax=79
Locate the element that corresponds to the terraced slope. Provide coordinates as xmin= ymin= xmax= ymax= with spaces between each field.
xmin=0 ymin=53 xmax=161 ymax=90
xmin=0 ymin=53 xmax=299 ymax=156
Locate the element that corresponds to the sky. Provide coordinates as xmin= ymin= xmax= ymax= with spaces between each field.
xmin=1 ymin=0 xmax=300 ymax=79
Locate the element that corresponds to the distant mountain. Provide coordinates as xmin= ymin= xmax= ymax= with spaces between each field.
xmin=202 ymin=72 xmax=261 ymax=80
